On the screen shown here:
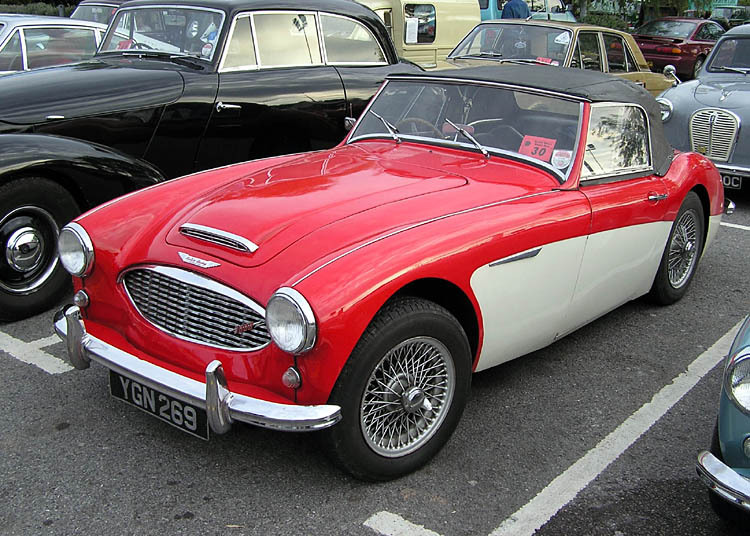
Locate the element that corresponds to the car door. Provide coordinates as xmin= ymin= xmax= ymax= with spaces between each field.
xmin=563 ymin=102 xmax=670 ymax=336
xmin=0 ymin=29 xmax=23 ymax=73
xmin=601 ymin=31 xmax=671 ymax=96
xmin=195 ymin=11 xmax=347 ymax=170
xmin=568 ymin=30 xmax=603 ymax=72
xmin=693 ymin=21 xmax=723 ymax=59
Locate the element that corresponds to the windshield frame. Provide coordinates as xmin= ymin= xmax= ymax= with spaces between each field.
xmin=348 ymin=76 xmax=586 ymax=184
xmin=98 ymin=5 xmax=226 ymax=62
xmin=706 ymin=36 xmax=750 ymax=73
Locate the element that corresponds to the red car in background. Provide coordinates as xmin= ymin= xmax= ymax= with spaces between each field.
xmin=633 ymin=17 xmax=724 ymax=79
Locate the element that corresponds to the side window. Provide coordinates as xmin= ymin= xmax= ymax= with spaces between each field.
xmin=320 ymin=14 xmax=386 ymax=64
xmin=577 ymin=32 xmax=602 ymax=71
xmin=581 ymin=104 xmax=650 ymax=180
xmin=404 ymin=4 xmax=435 ymax=44
xmin=0 ymin=31 xmax=22 ymax=71
xmin=222 ymin=15 xmax=256 ymax=71
xmin=253 ymin=12 xmax=321 ymax=67
xmin=528 ymin=0 xmax=546 ymax=12
xmin=25 ymin=28 xmax=98 ymax=69
xmin=707 ymin=23 xmax=724 ymax=40
xmin=695 ymin=24 xmax=711 ymax=41
xmin=478 ymin=0 xmax=489 ymax=8
xmin=602 ymin=33 xmax=637 ymax=73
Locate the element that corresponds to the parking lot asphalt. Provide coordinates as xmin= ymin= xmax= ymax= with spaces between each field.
xmin=0 ymin=190 xmax=748 ymax=536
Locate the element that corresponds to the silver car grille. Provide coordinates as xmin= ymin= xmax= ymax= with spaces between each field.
xmin=689 ymin=109 xmax=739 ymax=162
xmin=122 ymin=266 xmax=270 ymax=351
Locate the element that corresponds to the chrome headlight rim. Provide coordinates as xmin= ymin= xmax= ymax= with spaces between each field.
xmin=656 ymin=97 xmax=673 ymax=122
xmin=266 ymin=287 xmax=316 ymax=355
xmin=58 ymin=222 xmax=94 ymax=277
xmin=724 ymin=347 xmax=750 ymax=414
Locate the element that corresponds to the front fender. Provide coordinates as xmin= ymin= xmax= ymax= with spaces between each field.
xmin=0 ymin=133 xmax=166 ymax=210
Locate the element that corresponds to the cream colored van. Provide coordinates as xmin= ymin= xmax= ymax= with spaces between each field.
xmin=359 ymin=0 xmax=480 ymax=68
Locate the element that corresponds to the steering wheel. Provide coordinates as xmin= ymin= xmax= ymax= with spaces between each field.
xmin=491 ymin=124 xmax=525 ymax=151
xmin=396 ymin=117 xmax=443 ymax=138
xmin=131 ymin=41 xmax=153 ymax=50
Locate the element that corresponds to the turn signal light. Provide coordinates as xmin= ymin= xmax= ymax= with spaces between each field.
xmin=656 ymin=47 xmax=682 ymax=54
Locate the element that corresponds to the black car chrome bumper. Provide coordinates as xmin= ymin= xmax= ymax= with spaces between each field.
xmin=696 ymin=450 xmax=750 ymax=512
xmin=54 ymin=305 xmax=341 ymax=433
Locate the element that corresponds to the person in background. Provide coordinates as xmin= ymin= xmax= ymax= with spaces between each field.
xmin=501 ymin=0 xmax=530 ymax=19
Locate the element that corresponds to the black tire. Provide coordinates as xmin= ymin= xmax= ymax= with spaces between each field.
xmin=648 ymin=191 xmax=704 ymax=305
xmin=323 ymin=297 xmax=472 ymax=481
xmin=0 ymin=178 xmax=80 ymax=321
xmin=708 ymin=420 xmax=749 ymax=524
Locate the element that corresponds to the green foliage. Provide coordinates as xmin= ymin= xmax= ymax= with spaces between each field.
xmin=581 ymin=12 xmax=630 ymax=31
xmin=739 ymin=0 xmax=750 ymax=7
xmin=0 ymin=2 xmax=75 ymax=15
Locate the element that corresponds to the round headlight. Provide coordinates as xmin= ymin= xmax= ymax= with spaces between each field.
xmin=656 ymin=97 xmax=673 ymax=122
xmin=726 ymin=350 xmax=750 ymax=413
xmin=266 ymin=287 xmax=316 ymax=354
xmin=58 ymin=222 xmax=94 ymax=277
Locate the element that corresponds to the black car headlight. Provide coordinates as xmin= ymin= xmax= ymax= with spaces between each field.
xmin=266 ymin=287 xmax=316 ymax=354
xmin=656 ymin=97 xmax=673 ymax=122
xmin=726 ymin=349 xmax=750 ymax=413
xmin=58 ymin=222 xmax=94 ymax=277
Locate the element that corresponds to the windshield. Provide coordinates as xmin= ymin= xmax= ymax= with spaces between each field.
xmin=635 ymin=20 xmax=696 ymax=39
xmin=71 ymin=3 xmax=118 ymax=24
xmin=351 ymin=80 xmax=582 ymax=180
xmin=712 ymin=7 xmax=733 ymax=18
xmin=449 ymin=24 xmax=571 ymax=65
xmin=707 ymin=37 xmax=750 ymax=72
xmin=100 ymin=7 xmax=224 ymax=61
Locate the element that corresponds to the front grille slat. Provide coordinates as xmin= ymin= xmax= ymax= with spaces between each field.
xmin=123 ymin=267 xmax=270 ymax=351
xmin=690 ymin=109 xmax=739 ymax=162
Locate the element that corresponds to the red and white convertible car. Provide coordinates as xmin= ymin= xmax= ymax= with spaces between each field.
xmin=55 ymin=66 xmax=729 ymax=480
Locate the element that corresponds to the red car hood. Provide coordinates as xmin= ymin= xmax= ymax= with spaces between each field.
xmin=166 ymin=145 xmax=471 ymax=267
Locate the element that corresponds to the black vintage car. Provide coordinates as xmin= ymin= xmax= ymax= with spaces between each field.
xmin=0 ymin=0 xmax=418 ymax=321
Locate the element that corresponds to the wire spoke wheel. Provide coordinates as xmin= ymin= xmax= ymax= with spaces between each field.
xmin=667 ymin=208 xmax=698 ymax=289
xmin=360 ymin=336 xmax=455 ymax=457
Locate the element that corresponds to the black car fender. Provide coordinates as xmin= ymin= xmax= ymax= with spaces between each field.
xmin=0 ymin=133 xmax=166 ymax=212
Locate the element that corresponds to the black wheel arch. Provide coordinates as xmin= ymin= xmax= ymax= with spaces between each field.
xmin=0 ymin=133 xmax=166 ymax=212
xmin=690 ymin=183 xmax=711 ymax=250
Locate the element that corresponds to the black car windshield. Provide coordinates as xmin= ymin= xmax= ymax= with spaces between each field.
xmin=350 ymin=79 xmax=582 ymax=180
xmin=100 ymin=6 xmax=224 ymax=61
xmin=449 ymin=23 xmax=571 ymax=65
xmin=635 ymin=20 xmax=696 ymax=39
xmin=707 ymin=37 xmax=750 ymax=72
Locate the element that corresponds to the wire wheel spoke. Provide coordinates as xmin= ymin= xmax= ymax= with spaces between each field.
xmin=668 ymin=210 xmax=698 ymax=288
xmin=360 ymin=336 xmax=455 ymax=457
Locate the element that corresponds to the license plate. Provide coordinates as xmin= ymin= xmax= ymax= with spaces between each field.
xmin=109 ymin=370 xmax=209 ymax=440
xmin=721 ymin=174 xmax=743 ymax=190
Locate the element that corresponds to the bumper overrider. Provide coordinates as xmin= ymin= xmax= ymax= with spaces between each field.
xmin=697 ymin=450 xmax=750 ymax=512
xmin=54 ymin=305 xmax=341 ymax=434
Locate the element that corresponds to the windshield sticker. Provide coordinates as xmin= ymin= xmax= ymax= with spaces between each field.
xmin=551 ymin=149 xmax=573 ymax=169
xmin=201 ymin=42 xmax=213 ymax=58
xmin=554 ymin=32 xmax=570 ymax=45
xmin=536 ymin=57 xmax=560 ymax=66
xmin=514 ymin=41 xmax=527 ymax=49
xmin=519 ymin=136 xmax=556 ymax=162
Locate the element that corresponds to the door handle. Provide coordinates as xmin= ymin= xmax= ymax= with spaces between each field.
xmin=647 ymin=192 xmax=668 ymax=202
xmin=215 ymin=102 xmax=242 ymax=113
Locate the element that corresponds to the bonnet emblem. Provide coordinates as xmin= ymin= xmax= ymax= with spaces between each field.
xmin=178 ymin=251 xmax=220 ymax=268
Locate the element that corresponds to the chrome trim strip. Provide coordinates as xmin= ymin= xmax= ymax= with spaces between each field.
xmin=689 ymin=107 xmax=741 ymax=162
xmin=697 ymin=450 xmax=750 ymax=512
xmin=120 ymin=265 xmax=269 ymax=352
xmin=54 ymin=305 xmax=341 ymax=432
xmin=292 ymin=191 xmax=556 ymax=286
xmin=180 ymin=223 xmax=259 ymax=253
xmin=269 ymin=287 xmax=316 ymax=353
xmin=489 ymin=247 xmax=542 ymax=267
xmin=715 ymin=163 xmax=750 ymax=175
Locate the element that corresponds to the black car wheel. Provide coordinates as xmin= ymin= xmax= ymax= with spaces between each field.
xmin=323 ymin=297 xmax=471 ymax=481
xmin=708 ymin=420 xmax=749 ymax=524
xmin=648 ymin=191 xmax=704 ymax=305
xmin=0 ymin=178 xmax=79 ymax=321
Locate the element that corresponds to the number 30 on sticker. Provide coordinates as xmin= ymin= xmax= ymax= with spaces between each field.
xmin=518 ymin=135 xmax=557 ymax=162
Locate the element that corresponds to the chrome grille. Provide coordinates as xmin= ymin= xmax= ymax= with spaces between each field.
xmin=690 ymin=109 xmax=739 ymax=162
xmin=123 ymin=266 xmax=270 ymax=351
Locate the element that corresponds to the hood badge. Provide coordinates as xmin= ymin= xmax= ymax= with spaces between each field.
xmin=178 ymin=251 xmax=220 ymax=268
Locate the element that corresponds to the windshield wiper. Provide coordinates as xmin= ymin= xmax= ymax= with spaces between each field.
xmin=445 ymin=118 xmax=489 ymax=158
xmin=368 ymin=110 xmax=401 ymax=143
xmin=453 ymin=51 xmax=504 ymax=59
xmin=716 ymin=66 xmax=750 ymax=75
xmin=119 ymin=50 xmax=205 ymax=70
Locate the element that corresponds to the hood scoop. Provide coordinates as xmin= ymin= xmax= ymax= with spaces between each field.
xmin=179 ymin=223 xmax=259 ymax=253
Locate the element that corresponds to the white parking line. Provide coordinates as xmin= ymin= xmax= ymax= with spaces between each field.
xmin=364 ymin=321 xmax=742 ymax=536
xmin=721 ymin=222 xmax=750 ymax=231
xmin=0 ymin=330 xmax=72 ymax=374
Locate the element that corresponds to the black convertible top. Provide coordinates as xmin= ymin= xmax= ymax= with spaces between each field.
xmin=393 ymin=65 xmax=674 ymax=176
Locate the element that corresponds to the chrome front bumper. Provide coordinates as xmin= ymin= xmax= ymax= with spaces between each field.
xmin=54 ymin=305 xmax=341 ymax=433
xmin=696 ymin=450 xmax=750 ymax=512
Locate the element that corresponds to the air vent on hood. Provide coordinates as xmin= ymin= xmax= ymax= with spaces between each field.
xmin=180 ymin=223 xmax=258 ymax=253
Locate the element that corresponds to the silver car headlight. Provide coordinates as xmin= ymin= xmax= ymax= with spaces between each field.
xmin=58 ymin=222 xmax=94 ymax=277
xmin=656 ymin=97 xmax=673 ymax=122
xmin=266 ymin=287 xmax=316 ymax=354
xmin=726 ymin=349 xmax=750 ymax=413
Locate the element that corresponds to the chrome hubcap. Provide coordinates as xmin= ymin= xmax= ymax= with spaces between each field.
xmin=360 ymin=336 xmax=455 ymax=457
xmin=6 ymin=226 xmax=44 ymax=272
xmin=668 ymin=210 xmax=698 ymax=289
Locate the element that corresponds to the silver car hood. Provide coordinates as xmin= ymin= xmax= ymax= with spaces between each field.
xmin=693 ymin=76 xmax=750 ymax=110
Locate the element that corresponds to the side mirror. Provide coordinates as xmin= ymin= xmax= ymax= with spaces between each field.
xmin=344 ymin=117 xmax=357 ymax=131
xmin=663 ymin=64 xmax=681 ymax=85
